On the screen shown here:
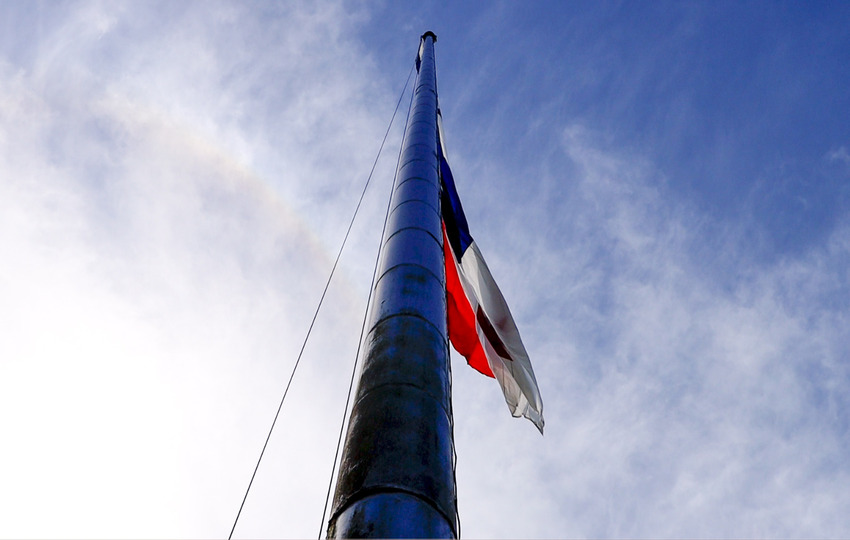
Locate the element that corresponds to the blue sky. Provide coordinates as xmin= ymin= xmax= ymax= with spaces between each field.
xmin=2 ymin=1 xmax=850 ymax=538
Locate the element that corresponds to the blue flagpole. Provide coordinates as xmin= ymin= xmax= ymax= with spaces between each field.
xmin=326 ymin=31 xmax=457 ymax=538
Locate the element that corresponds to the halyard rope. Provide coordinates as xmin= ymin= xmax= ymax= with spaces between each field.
xmin=228 ymin=64 xmax=415 ymax=540
xmin=316 ymin=63 xmax=417 ymax=539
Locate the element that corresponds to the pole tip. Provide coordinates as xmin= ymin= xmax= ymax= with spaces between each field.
xmin=421 ymin=31 xmax=437 ymax=43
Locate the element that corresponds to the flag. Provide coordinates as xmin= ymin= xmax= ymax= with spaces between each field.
xmin=438 ymin=111 xmax=545 ymax=433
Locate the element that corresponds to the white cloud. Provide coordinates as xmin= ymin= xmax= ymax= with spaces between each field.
xmin=0 ymin=1 xmax=400 ymax=538
xmin=448 ymin=123 xmax=850 ymax=538
xmin=3 ymin=2 xmax=850 ymax=538
xmin=827 ymin=146 xmax=850 ymax=164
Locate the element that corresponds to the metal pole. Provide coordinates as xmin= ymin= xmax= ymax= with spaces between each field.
xmin=327 ymin=31 xmax=456 ymax=539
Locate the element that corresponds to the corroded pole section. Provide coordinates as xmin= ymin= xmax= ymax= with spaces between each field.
xmin=327 ymin=31 xmax=456 ymax=539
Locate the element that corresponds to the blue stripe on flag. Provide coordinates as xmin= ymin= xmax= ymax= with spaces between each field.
xmin=439 ymin=144 xmax=473 ymax=260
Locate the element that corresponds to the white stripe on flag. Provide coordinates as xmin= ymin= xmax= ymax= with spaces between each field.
xmin=458 ymin=242 xmax=544 ymax=433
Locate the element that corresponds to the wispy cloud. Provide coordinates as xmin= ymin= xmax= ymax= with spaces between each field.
xmin=449 ymin=122 xmax=850 ymax=538
xmin=828 ymin=146 xmax=850 ymax=168
xmin=0 ymin=1 xmax=403 ymax=537
xmin=3 ymin=2 xmax=850 ymax=538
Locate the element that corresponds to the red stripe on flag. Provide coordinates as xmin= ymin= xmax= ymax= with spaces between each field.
xmin=443 ymin=225 xmax=495 ymax=378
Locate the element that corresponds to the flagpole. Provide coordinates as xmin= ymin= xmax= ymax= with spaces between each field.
xmin=326 ymin=31 xmax=457 ymax=538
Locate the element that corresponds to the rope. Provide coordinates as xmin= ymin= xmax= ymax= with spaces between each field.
xmin=316 ymin=64 xmax=416 ymax=539
xmin=227 ymin=64 xmax=415 ymax=540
